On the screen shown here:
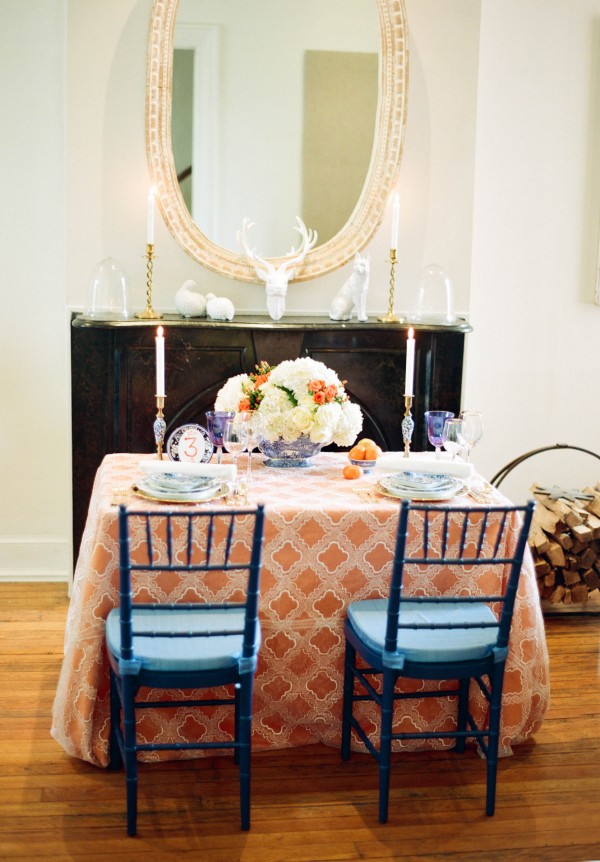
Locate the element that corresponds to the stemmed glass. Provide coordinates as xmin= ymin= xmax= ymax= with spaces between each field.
xmin=425 ymin=410 xmax=454 ymax=458
xmin=205 ymin=410 xmax=235 ymax=464
xmin=441 ymin=417 xmax=464 ymax=461
xmin=459 ymin=410 xmax=483 ymax=462
xmin=222 ymin=417 xmax=248 ymax=493
xmin=238 ymin=410 xmax=263 ymax=482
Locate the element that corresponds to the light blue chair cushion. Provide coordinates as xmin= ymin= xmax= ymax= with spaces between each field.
xmin=106 ymin=607 xmax=260 ymax=673
xmin=347 ymin=598 xmax=498 ymax=669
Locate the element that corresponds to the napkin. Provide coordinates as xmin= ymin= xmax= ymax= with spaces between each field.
xmin=138 ymin=458 xmax=236 ymax=483
xmin=374 ymin=451 xmax=473 ymax=479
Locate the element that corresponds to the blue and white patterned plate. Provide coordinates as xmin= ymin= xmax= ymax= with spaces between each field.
xmin=143 ymin=473 xmax=217 ymax=494
xmin=379 ymin=473 xmax=463 ymax=501
xmin=133 ymin=476 xmax=224 ymax=504
xmin=382 ymin=471 xmax=458 ymax=493
xmin=166 ymin=424 xmax=214 ymax=463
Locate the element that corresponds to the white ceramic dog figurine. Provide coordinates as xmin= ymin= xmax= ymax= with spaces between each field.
xmin=329 ymin=253 xmax=370 ymax=322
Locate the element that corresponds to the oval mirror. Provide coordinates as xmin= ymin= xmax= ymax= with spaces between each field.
xmin=147 ymin=0 xmax=408 ymax=282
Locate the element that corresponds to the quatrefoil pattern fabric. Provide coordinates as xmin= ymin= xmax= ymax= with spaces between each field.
xmin=51 ymin=453 xmax=549 ymax=767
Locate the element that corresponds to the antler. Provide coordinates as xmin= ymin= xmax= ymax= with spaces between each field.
xmin=285 ymin=217 xmax=319 ymax=269
xmin=236 ymin=218 xmax=274 ymax=280
xmin=236 ymin=216 xmax=318 ymax=321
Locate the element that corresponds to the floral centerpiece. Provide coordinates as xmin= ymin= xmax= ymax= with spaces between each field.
xmin=214 ymin=357 xmax=363 ymax=463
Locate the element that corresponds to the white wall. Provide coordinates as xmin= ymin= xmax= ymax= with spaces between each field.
xmin=0 ymin=1 xmax=69 ymax=581
xmin=66 ymin=0 xmax=154 ymax=312
xmin=2 ymin=0 xmax=599 ymax=581
xmin=465 ymin=0 xmax=600 ymax=500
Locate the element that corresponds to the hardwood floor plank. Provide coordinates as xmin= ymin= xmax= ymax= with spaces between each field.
xmin=0 ymin=584 xmax=598 ymax=862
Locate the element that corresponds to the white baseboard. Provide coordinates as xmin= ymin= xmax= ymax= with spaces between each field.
xmin=0 ymin=537 xmax=71 ymax=583
xmin=0 ymin=570 xmax=69 ymax=583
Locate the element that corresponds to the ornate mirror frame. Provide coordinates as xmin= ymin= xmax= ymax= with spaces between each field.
xmin=146 ymin=0 xmax=409 ymax=283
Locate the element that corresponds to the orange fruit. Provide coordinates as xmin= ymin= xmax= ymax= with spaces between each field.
xmin=343 ymin=464 xmax=363 ymax=480
xmin=363 ymin=445 xmax=379 ymax=461
xmin=349 ymin=445 xmax=366 ymax=461
xmin=358 ymin=437 xmax=377 ymax=449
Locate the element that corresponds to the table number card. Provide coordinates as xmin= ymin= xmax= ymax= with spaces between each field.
xmin=166 ymin=424 xmax=214 ymax=463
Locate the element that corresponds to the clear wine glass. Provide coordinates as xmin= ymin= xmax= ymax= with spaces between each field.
xmin=425 ymin=410 xmax=454 ymax=458
xmin=459 ymin=410 xmax=483 ymax=462
xmin=441 ymin=417 xmax=464 ymax=461
xmin=205 ymin=410 xmax=235 ymax=464
xmin=222 ymin=417 xmax=248 ymax=492
xmin=237 ymin=410 xmax=263 ymax=482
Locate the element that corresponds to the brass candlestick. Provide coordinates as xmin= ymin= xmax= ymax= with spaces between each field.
xmin=401 ymin=395 xmax=414 ymax=458
xmin=153 ymin=395 xmax=166 ymax=460
xmin=378 ymin=248 xmax=404 ymax=323
xmin=135 ymin=243 xmax=162 ymax=320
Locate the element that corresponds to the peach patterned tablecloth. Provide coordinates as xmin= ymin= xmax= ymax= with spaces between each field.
xmin=51 ymin=453 xmax=550 ymax=767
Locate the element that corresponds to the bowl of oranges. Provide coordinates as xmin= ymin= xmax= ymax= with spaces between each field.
xmin=343 ymin=438 xmax=382 ymax=479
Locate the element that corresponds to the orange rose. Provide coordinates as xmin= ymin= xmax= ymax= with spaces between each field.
xmin=313 ymin=391 xmax=326 ymax=404
xmin=309 ymin=379 xmax=325 ymax=391
xmin=239 ymin=397 xmax=251 ymax=411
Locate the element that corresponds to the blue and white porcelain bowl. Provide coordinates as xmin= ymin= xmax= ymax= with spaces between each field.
xmin=258 ymin=435 xmax=323 ymax=467
xmin=349 ymin=457 xmax=377 ymax=473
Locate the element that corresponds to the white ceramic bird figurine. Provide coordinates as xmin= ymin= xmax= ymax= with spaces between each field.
xmin=206 ymin=293 xmax=235 ymax=321
xmin=175 ymin=280 xmax=207 ymax=317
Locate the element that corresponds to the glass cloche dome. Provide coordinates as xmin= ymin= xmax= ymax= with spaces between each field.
xmin=83 ymin=257 xmax=130 ymax=320
xmin=411 ymin=264 xmax=455 ymax=325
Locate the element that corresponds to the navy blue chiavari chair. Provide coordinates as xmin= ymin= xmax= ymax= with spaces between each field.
xmin=106 ymin=504 xmax=265 ymax=836
xmin=341 ymin=499 xmax=535 ymax=822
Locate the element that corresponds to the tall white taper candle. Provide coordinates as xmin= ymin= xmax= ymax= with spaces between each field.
xmin=147 ymin=186 xmax=155 ymax=245
xmin=405 ymin=327 xmax=415 ymax=397
xmin=390 ymin=192 xmax=400 ymax=252
xmin=155 ymin=325 xmax=165 ymax=397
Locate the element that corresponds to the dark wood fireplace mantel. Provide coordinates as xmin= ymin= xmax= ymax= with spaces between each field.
xmin=70 ymin=313 xmax=471 ymax=558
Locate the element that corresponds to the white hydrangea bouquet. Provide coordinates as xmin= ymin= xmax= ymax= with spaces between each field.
xmin=214 ymin=357 xmax=363 ymax=447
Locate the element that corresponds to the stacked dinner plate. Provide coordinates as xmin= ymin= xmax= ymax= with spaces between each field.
xmin=378 ymin=471 xmax=463 ymax=501
xmin=133 ymin=472 xmax=225 ymax=504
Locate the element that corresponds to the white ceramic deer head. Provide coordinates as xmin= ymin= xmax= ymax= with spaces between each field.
xmin=237 ymin=217 xmax=318 ymax=321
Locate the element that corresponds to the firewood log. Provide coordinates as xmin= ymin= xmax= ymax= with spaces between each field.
xmin=530 ymin=481 xmax=600 ymax=607
xmin=545 ymin=541 xmax=566 ymax=568
xmin=571 ymin=583 xmax=589 ymax=604
xmin=583 ymin=569 xmax=600 ymax=591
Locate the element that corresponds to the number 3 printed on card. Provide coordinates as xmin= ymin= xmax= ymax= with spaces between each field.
xmin=165 ymin=424 xmax=214 ymax=463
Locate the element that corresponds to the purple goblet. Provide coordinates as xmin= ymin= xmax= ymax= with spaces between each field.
xmin=205 ymin=410 xmax=235 ymax=464
xmin=425 ymin=410 xmax=454 ymax=458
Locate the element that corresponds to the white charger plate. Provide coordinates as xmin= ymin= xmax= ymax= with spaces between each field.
xmin=132 ymin=478 xmax=225 ymax=504
xmin=381 ymin=472 xmax=459 ymax=495
xmin=143 ymin=473 xmax=217 ymax=494
xmin=377 ymin=478 xmax=464 ymax=501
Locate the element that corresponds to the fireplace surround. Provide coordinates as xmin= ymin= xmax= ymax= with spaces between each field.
xmin=70 ymin=314 xmax=471 ymax=558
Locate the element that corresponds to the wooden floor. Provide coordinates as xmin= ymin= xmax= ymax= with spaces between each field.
xmin=0 ymin=583 xmax=599 ymax=862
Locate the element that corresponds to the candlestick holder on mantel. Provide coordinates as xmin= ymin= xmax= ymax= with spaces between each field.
xmin=135 ymin=243 xmax=163 ymax=320
xmin=378 ymin=248 xmax=405 ymax=323
xmin=153 ymin=395 xmax=166 ymax=459
xmin=401 ymin=395 xmax=414 ymax=458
